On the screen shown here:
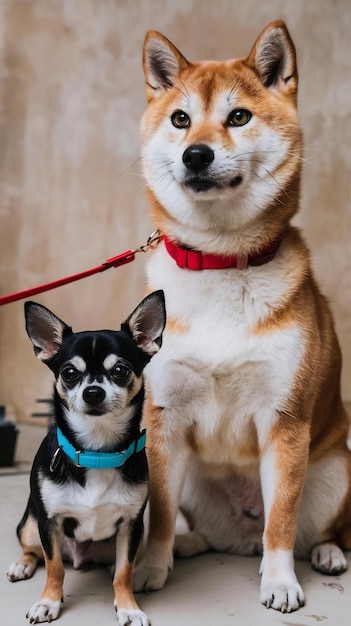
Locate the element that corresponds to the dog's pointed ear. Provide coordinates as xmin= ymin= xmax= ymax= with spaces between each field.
xmin=124 ymin=290 xmax=166 ymax=357
xmin=143 ymin=31 xmax=189 ymax=100
xmin=24 ymin=302 xmax=72 ymax=362
xmin=246 ymin=20 xmax=298 ymax=99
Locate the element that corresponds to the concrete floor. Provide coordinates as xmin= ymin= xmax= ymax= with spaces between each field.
xmin=1 ymin=425 xmax=351 ymax=625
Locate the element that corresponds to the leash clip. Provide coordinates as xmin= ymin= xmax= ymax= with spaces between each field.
xmin=135 ymin=230 xmax=161 ymax=254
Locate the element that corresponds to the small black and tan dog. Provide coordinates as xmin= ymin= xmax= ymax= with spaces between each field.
xmin=7 ymin=291 xmax=166 ymax=625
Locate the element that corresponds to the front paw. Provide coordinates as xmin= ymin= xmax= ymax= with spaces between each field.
xmin=133 ymin=543 xmax=173 ymax=592
xmin=260 ymin=579 xmax=304 ymax=613
xmin=115 ymin=607 xmax=150 ymax=626
xmin=133 ymin=563 xmax=169 ymax=592
xmin=26 ymin=599 xmax=61 ymax=623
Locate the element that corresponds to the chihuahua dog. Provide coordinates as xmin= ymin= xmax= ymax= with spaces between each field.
xmin=134 ymin=20 xmax=351 ymax=613
xmin=7 ymin=291 xmax=166 ymax=625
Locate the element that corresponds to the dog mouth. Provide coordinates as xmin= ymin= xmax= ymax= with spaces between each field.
xmin=185 ymin=178 xmax=218 ymax=193
xmin=85 ymin=407 xmax=108 ymax=417
xmin=185 ymin=175 xmax=243 ymax=193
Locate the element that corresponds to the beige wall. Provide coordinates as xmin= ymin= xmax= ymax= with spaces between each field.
xmin=0 ymin=0 xmax=350 ymax=423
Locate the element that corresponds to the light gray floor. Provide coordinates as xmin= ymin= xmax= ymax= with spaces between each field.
xmin=1 ymin=425 xmax=351 ymax=625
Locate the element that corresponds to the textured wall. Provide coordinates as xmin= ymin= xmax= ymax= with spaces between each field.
xmin=0 ymin=0 xmax=350 ymax=422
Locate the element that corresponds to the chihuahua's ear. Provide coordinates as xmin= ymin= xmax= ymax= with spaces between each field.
xmin=124 ymin=290 xmax=166 ymax=356
xmin=24 ymin=302 xmax=72 ymax=362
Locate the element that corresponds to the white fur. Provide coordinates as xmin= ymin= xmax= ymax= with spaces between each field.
xmin=58 ymin=371 xmax=142 ymax=450
xmin=69 ymin=355 xmax=86 ymax=372
xmin=137 ymin=247 xmax=306 ymax=595
xmin=40 ymin=469 xmax=147 ymax=543
xmin=311 ymin=542 xmax=347 ymax=575
xmin=26 ymin=599 xmax=61 ymax=623
xmin=103 ymin=354 xmax=119 ymax=369
xmin=63 ymin=404 xmax=138 ymax=451
xmin=259 ymin=549 xmax=304 ymax=612
xmin=115 ymin=607 xmax=150 ymax=626
xmin=141 ymin=90 xmax=297 ymax=251
xmin=146 ymin=242 xmax=304 ymax=464
xmin=7 ymin=560 xmax=37 ymax=582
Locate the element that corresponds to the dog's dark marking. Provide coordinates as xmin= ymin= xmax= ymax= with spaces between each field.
xmin=63 ymin=518 xmax=79 ymax=539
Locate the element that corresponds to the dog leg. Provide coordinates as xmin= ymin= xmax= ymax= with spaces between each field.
xmin=134 ymin=405 xmax=190 ymax=592
xmin=7 ymin=510 xmax=43 ymax=582
xmin=114 ymin=513 xmax=149 ymax=626
xmin=296 ymin=452 xmax=350 ymax=571
xmin=259 ymin=422 xmax=309 ymax=613
xmin=26 ymin=523 xmax=64 ymax=623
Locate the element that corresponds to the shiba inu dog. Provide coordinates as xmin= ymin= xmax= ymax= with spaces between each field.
xmin=133 ymin=20 xmax=351 ymax=613
xmin=7 ymin=292 xmax=166 ymax=625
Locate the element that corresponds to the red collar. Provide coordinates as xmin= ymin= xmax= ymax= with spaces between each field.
xmin=163 ymin=235 xmax=281 ymax=270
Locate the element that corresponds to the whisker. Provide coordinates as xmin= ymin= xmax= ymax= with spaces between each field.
xmin=116 ymin=157 xmax=144 ymax=179
xmin=153 ymin=168 xmax=176 ymax=190
xmin=233 ymin=165 xmax=288 ymax=205
xmin=225 ymin=149 xmax=309 ymax=166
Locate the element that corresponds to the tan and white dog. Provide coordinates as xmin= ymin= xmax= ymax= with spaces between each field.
xmin=134 ymin=20 xmax=351 ymax=613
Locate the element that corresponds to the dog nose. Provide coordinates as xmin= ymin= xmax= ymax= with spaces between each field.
xmin=182 ymin=144 xmax=215 ymax=173
xmin=83 ymin=385 xmax=106 ymax=405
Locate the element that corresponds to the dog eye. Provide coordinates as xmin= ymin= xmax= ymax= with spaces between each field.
xmin=111 ymin=363 xmax=131 ymax=384
xmin=171 ymin=110 xmax=191 ymax=129
xmin=227 ymin=109 xmax=252 ymax=127
xmin=61 ymin=366 xmax=81 ymax=385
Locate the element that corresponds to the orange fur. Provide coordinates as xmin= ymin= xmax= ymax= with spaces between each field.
xmin=143 ymin=395 xmax=175 ymax=544
xmin=113 ymin=562 xmax=139 ymax=611
xmin=40 ymin=539 xmax=64 ymax=603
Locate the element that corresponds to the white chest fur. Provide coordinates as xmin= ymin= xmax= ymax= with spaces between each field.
xmin=145 ymin=243 xmax=304 ymax=466
xmin=40 ymin=469 xmax=147 ymax=542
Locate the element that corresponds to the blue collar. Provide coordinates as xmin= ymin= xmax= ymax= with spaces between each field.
xmin=55 ymin=427 xmax=146 ymax=469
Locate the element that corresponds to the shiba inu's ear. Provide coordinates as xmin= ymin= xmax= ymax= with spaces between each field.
xmin=143 ymin=31 xmax=189 ymax=99
xmin=247 ymin=20 xmax=298 ymax=98
xmin=24 ymin=301 xmax=72 ymax=362
xmin=124 ymin=290 xmax=166 ymax=356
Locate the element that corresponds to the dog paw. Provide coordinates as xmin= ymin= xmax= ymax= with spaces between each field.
xmin=133 ymin=563 xmax=169 ymax=593
xmin=134 ymin=543 xmax=173 ymax=593
xmin=7 ymin=559 xmax=37 ymax=582
xmin=174 ymin=531 xmax=209 ymax=558
xmin=26 ymin=599 xmax=61 ymax=623
xmin=260 ymin=580 xmax=304 ymax=613
xmin=311 ymin=543 xmax=348 ymax=575
xmin=115 ymin=606 xmax=150 ymax=626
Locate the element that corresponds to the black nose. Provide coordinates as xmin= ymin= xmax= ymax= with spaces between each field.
xmin=83 ymin=386 xmax=106 ymax=405
xmin=182 ymin=144 xmax=214 ymax=173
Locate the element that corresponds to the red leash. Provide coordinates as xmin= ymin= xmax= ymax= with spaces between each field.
xmin=0 ymin=230 xmax=161 ymax=306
